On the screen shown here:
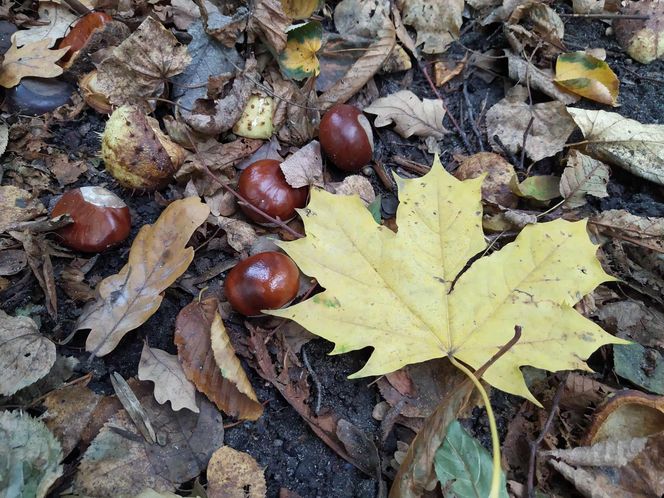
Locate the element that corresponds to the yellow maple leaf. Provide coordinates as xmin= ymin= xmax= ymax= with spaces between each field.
xmin=0 ymin=39 xmax=68 ymax=88
xmin=269 ymin=157 xmax=628 ymax=405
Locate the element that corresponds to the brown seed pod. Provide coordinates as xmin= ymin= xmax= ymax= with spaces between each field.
xmin=79 ymin=70 xmax=112 ymax=114
xmin=101 ymin=105 xmax=185 ymax=191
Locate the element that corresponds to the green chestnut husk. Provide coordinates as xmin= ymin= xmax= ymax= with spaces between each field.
xmin=101 ymin=105 xmax=185 ymax=190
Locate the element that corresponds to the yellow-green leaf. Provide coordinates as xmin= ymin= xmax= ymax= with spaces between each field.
xmin=269 ymin=157 xmax=626 ymax=405
xmin=510 ymin=175 xmax=561 ymax=201
xmin=554 ymin=51 xmax=619 ymax=106
xmin=281 ymin=0 xmax=320 ymax=19
xmin=278 ymin=21 xmax=322 ymax=81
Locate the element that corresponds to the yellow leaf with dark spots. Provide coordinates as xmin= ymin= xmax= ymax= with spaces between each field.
xmin=278 ymin=21 xmax=322 ymax=81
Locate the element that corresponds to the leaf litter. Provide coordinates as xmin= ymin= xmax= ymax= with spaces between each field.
xmin=2 ymin=0 xmax=664 ymax=497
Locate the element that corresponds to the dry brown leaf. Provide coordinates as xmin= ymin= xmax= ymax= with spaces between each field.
xmin=215 ymin=216 xmax=257 ymax=253
xmin=589 ymin=210 xmax=664 ymax=253
xmin=486 ymin=85 xmax=576 ymax=162
xmin=138 ymin=343 xmax=199 ymax=413
xmin=0 ymin=38 xmax=67 ymax=88
xmin=11 ymin=2 xmax=78 ymax=48
xmin=41 ymin=383 xmax=102 ymax=456
xmin=9 ymin=232 xmax=58 ymax=318
xmin=248 ymin=0 xmax=289 ymax=53
xmin=207 ymin=446 xmax=267 ymax=498
xmin=596 ymin=299 xmax=664 ymax=349
xmin=453 ymin=152 xmax=518 ymax=209
xmin=47 ymin=152 xmax=88 ymax=186
xmin=0 ymin=309 xmax=56 ymax=396
xmin=397 ymin=0 xmax=463 ymax=54
xmin=96 ymin=17 xmax=190 ymax=108
xmin=174 ymin=298 xmax=263 ymax=420
xmin=334 ymin=0 xmax=390 ymax=38
xmin=273 ymin=72 xmax=319 ymax=145
xmin=329 ymin=175 xmax=376 ymax=204
xmin=77 ymin=197 xmax=210 ymax=357
xmin=319 ymin=24 xmax=396 ymax=111
xmin=279 ymin=140 xmax=324 ymax=188
xmin=73 ymin=381 xmax=224 ymax=497
xmin=364 ymin=90 xmax=447 ymax=139
xmin=560 ymin=150 xmax=610 ymax=209
xmin=0 ymin=185 xmax=46 ymax=232
xmin=0 ymin=249 xmax=27 ymax=276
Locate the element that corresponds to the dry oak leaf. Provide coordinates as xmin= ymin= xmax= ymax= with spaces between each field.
xmin=397 ymin=0 xmax=463 ymax=54
xmin=364 ymin=90 xmax=447 ymax=139
xmin=77 ymin=197 xmax=210 ymax=357
xmin=567 ymin=108 xmax=664 ymax=186
xmin=175 ymin=298 xmax=263 ymax=420
xmin=138 ymin=343 xmax=199 ymax=413
xmin=0 ymin=39 xmax=68 ymax=88
xmin=207 ymin=446 xmax=267 ymax=498
xmin=11 ymin=2 xmax=78 ymax=48
xmin=269 ymin=157 xmax=627 ymax=404
xmin=0 ymin=309 xmax=56 ymax=396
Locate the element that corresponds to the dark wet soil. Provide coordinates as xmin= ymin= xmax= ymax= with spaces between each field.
xmin=3 ymin=5 xmax=664 ymax=498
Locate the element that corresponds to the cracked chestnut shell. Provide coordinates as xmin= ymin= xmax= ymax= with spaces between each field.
xmin=237 ymin=159 xmax=308 ymax=225
xmin=101 ymin=105 xmax=185 ymax=190
xmin=319 ymin=104 xmax=374 ymax=172
xmin=52 ymin=186 xmax=131 ymax=252
xmin=224 ymin=252 xmax=300 ymax=316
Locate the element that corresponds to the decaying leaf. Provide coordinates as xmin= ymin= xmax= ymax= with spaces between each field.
xmin=364 ymin=90 xmax=447 ymax=139
xmin=279 ymin=140 xmax=324 ymax=188
xmin=138 ymin=343 xmax=199 ymax=413
xmin=175 ymin=298 xmax=263 ymax=420
xmin=560 ymin=150 xmax=610 ymax=209
xmin=453 ymin=152 xmax=518 ymax=209
xmin=555 ymin=52 xmax=619 ymax=106
xmin=77 ymin=197 xmax=210 ymax=357
xmin=507 ymin=52 xmax=580 ymax=105
xmin=270 ymin=156 xmax=626 ymax=404
xmin=334 ymin=0 xmax=390 ymax=38
xmin=0 ymin=39 xmax=68 ymax=88
xmin=281 ymin=0 xmax=320 ymax=19
xmin=567 ymin=108 xmax=664 ymax=186
xmin=589 ymin=209 xmax=664 ymax=253
xmin=73 ymin=381 xmax=224 ymax=497
xmin=614 ymin=0 xmax=664 ymax=64
xmin=41 ymin=383 xmax=102 ymax=456
xmin=434 ymin=420 xmax=509 ymax=497
xmin=486 ymin=86 xmax=576 ymax=162
xmin=215 ymin=216 xmax=258 ymax=253
xmin=0 ymin=185 xmax=46 ymax=232
xmin=248 ymin=0 xmax=290 ymax=53
xmin=279 ymin=21 xmax=323 ymax=81
xmin=207 ymin=446 xmax=267 ymax=498
xmin=614 ymin=343 xmax=664 ymax=394
xmin=398 ymin=0 xmax=463 ymax=54
xmin=0 ymin=411 xmax=63 ymax=498
xmin=318 ymin=23 xmax=396 ymax=110
xmin=96 ymin=17 xmax=191 ymax=107
xmin=0 ymin=309 xmax=56 ymax=397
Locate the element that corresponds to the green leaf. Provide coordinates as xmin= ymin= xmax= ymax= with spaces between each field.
xmin=0 ymin=411 xmax=63 ymax=498
xmin=367 ymin=194 xmax=382 ymax=224
xmin=278 ymin=21 xmax=323 ymax=81
xmin=434 ymin=420 xmax=508 ymax=498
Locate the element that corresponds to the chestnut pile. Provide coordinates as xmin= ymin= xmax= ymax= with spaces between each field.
xmin=72 ymin=101 xmax=375 ymax=316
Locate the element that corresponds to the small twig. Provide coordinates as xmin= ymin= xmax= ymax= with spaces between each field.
xmin=559 ymin=13 xmax=650 ymax=20
xmin=463 ymin=71 xmax=485 ymax=152
xmin=493 ymin=135 xmax=520 ymax=167
xmin=527 ymin=372 xmax=570 ymax=498
xmin=475 ymin=325 xmax=522 ymax=379
xmin=371 ymin=160 xmax=396 ymax=191
xmin=302 ymin=345 xmax=322 ymax=415
xmin=417 ymin=60 xmax=473 ymax=154
xmin=391 ymin=156 xmax=431 ymax=176
xmin=520 ymin=116 xmax=535 ymax=171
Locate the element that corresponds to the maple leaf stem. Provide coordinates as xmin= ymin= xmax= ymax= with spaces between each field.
xmin=448 ymin=355 xmax=502 ymax=498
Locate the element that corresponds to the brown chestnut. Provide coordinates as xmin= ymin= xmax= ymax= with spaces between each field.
xmin=51 ymin=186 xmax=131 ymax=252
xmin=237 ymin=159 xmax=308 ymax=225
xmin=319 ymin=104 xmax=374 ymax=172
xmin=58 ymin=12 xmax=112 ymax=63
xmin=224 ymin=252 xmax=300 ymax=316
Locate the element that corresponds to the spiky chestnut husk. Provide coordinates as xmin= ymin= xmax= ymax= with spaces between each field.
xmin=101 ymin=105 xmax=185 ymax=191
